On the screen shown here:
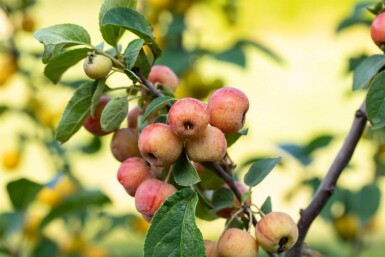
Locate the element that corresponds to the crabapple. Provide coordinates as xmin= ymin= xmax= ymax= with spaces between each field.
xmin=255 ymin=211 xmax=299 ymax=254
xmin=207 ymin=87 xmax=249 ymax=133
xmin=117 ymin=157 xmax=154 ymax=197
xmin=127 ymin=106 xmax=142 ymax=129
xmin=110 ymin=128 xmax=141 ymax=162
xmin=333 ymin=214 xmax=360 ymax=241
xmin=83 ymin=95 xmax=111 ymax=136
xmin=217 ymin=228 xmax=258 ymax=257
xmin=204 ymin=240 xmax=219 ymax=257
xmin=148 ymin=65 xmax=178 ymax=91
xmin=167 ymin=97 xmax=209 ymax=138
xmin=135 ymin=179 xmax=177 ymax=221
xmin=83 ymin=53 xmax=112 ymax=79
xmin=185 ymin=126 xmax=227 ymax=162
xmin=138 ymin=123 xmax=183 ymax=167
xmin=371 ymin=12 xmax=385 ymax=49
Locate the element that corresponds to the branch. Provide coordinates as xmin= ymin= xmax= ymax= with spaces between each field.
xmin=285 ymin=102 xmax=367 ymax=257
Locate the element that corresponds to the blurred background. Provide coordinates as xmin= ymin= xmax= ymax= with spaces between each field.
xmin=0 ymin=0 xmax=384 ymax=256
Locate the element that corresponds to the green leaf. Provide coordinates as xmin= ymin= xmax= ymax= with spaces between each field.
xmin=99 ymin=0 xmax=137 ymax=46
xmin=199 ymin=168 xmax=224 ymax=190
xmin=55 ymin=81 xmax=94 ymax=144
xmin=211 ymin=188 xmax=235 ymax=213
xmin=6 ymin=179 xmax=43 ymax=210
xmin=34 ymin=24 xmax=91 ymax=63
xmin=39 ymin=190 xmax=111 ymax=230
xmin=79 ymin=136 xmax=102 ymax=154
xmin=304 ymin=134 xmax=333 ymax=153
xmin=353 ymin=55 xmax=385 ymax=91
xmin=226 ymin=128 xmax=248 ymax=147
xmin=144 ymin=188 xmax=205 ymax=257
xmin=357 ymin=184 xmax=381 ymax=223
xmin=260 ymin=196 xmax=272 ymax=214
xmin=141 ymin=96 xmax=176 ymax=121
xmin=124 ymin=38 xmax=145 ymax=69
xmin=90 ymin=80 xmax=106 ymax=118
xmin=367 ymin=71 xmax=385 ymax=127
xmin=0 ymin=106 xmax=8 ymax=116
xmin=100 ymin=96 xmax=128 ymax=132
xmin=244 ymin=157 xmax=281 ymax=187
xmin=31 ymin=237 xmax=59 ymax=257
xmin=101 ymin=7 xmax=161 ymax=59
xmin=173 ymin=152 xmax=200 ymax=186
xmin=44 ymin=48 xmax=90 ymax=84
xmin=134 ymin=48 xmax=152 ymax=77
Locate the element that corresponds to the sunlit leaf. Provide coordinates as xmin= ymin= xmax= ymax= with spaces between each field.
xmin=100 ymin=96 xmax=128 ymax=132
xmin=141 ymin=96 xmax=176 ymax=121
xmin=367 ymin=71 xmax=385 ymax=128
xmin=124 ymin=38 xmax=145 ymax=69
xmin=353 ymin=55 xmax=385 ymax=91
xmin=173 ymin=152 xmax=200 ymax=186
xmin=244 ymin=157 xmax=281 ymax=187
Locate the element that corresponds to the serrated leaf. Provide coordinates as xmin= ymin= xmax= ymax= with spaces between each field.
xmin=90 ymin=80 xmax=106 ymax=118
xmin=99 ymin=0 xmax=137 ymax=46
xmin=141 ymin=96 xmax=176 ymax=121
xmin=44 ymin=48 xmax=90 ymax=84
xmin=226 ymin=128 xmax=248 ymax=147
xmin=124 ymin=38 xmax=145 ymax=69
xmin=144 ymin=188 xmax=205 ymax=257
xmin=55 ymin=81 xmax=94 ymax=144
xmin=367 ymin=71 xmax=385 ymax=127
xmin=34 ymin=24 xmax=91 ymax=63
xmin=100 ymin=96 xmax=128 ymax=132
xmin=173 ymin=152 xmax=200 ymax=186
xmin=101 ymin=7 xmax=161 ymax=59
xmin=6 ymin=179 xmax=43 ymax=210
xmin=244 ymin=157 xmax=281 ymax=187
xmin=357 ymin=184 xmax=381 ymax=223
xmin=260 ymin=196 xmax=272 ymax=214
xmin=39 ymin=190 xmax=111 ymax=230
xmin=211 ymin=188 xmax=235 ymax=212
xmin=353 ymin=55 xmax=385 ymax=91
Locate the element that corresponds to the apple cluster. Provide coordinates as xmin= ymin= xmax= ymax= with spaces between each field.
xmin=205 ymin=212 xmax=299 ymax=256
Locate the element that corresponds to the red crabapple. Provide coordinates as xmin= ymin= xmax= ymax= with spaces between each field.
xmin=185 ymin=126 xmax=227 ymax=162
xmin=117 ymin=157 xmax=154 ymax=197
xmin=138 ymin=123 xmax=183 ymax=167
xmin=168 ymin=97 xmax=209 ymax=138
xmin=127 ymin=106 xmax=142 ymax=129
xmin=217 ymin=228 xmax=258 ymax=257
xmin=207 ymin=87 xmax=249 ymax=133
xmin=83 ymin=95 xmax=111 ymax=136
xmin=110 ymin=128 xmax=141 ymax=162
xmin=204 ymin=240 xmax=219 ymax=257
xmin=255 ymin=212 xmax=299 ymax=254
xmin=371 ymin=12 xmax=385 ymax=49
xmin=83 ymin=53 xmax=112 ymax=80
xmin=148 ymin=65 xmax=179 ymax=92
xmin=135 ymin=179 xmax=177 ymax=221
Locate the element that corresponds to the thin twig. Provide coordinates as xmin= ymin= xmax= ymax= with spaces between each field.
xmin=285 ymin=101 xmax=367 ymax=257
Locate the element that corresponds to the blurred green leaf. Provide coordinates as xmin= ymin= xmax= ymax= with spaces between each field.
xmin=0 ymin=106 xmax=8 ymax=116
xmin=55 ymin=81 xmax=94 ymax=144
xmin=99 ymin=0 xmax=137 ymax=46
xmin=124 ymin=38 xmax=145 ymax=69
xmin=173 ymin=152 xmax=200 ymax=186
xmin=0 ymin=212 xmax=23 ymax=237
xmin=304 ymin=135 xmax=333 ymax=153
xmin=357 ymin=184 xmax=381 ymax=223
xmin=34 ymin=24 xmax=91 ymax=63
xmin=367 ymin=71 xmax=385 ymax=128
xmin=347 ymin=53 xmax=369 ymax=73
xmin=101 ymin=7 xmax=161 ymax=59
xmin=141 ymin=96 xmax=176 ymax=121
xmin=31 ymin=237 xmax=58 ymax=257
xmin=336 ymin=2 xmax=373 ymax=32
xmin=100 ymin=96 xmax=128 ymax=132
xmin=226 ymin=128 xmax=248 ymax=147
xmin=79 ymin=136 xmax=102 ymax=154
xmin=214 ymin=45 xmax=246 ymax=67
xmin=212 ymin=188 xmax=234 ymax=213
xmin=39 ymin=190 xmax=111 ymax=230
xmin=44 ymin=48 xmax=90 ymax=84
xmin=244 ymin=157 xmax=281 ymax=187
xmin=353 ymin=55 xmax=385 ymax=91
xmin=260 ymin=196 xmax=272 ymax=214
xmin=239 ymin=39 xmax=283 ymax=64
xmin=144 ymin=188 xmax=205 ymax=257
xmin=6 ymin=179 xmax=43 ymax=210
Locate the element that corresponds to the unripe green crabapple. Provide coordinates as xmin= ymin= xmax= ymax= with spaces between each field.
xmin=83 ymin=53 xmax=112 ymax=80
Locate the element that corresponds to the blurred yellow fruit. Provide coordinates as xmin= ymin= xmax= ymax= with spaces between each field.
xmin=2 ymin=149 xmax=21 ymax=171
xmin=367 ymin=217 xmax=379 ymax=232
xmin=21 ymin=15 xmax=35 ymax=32
xmin=333 ymin=214 xmax=360 ymax=241
xmin=55 ymin=176 xmax=77 ymax=196
xmin=83 ymin=245 xmax=109 ymax=257
xmin=148 ymin=0 xmax=171 ymax=9
xmin=36 ymin=109 xmax=60 ymax=127
xmin=132 ymin=215 xmax=150 ymax=235
xmin=36 ymin=187 xmax=62 ymax=207
xmin=0 ymin=55 xmax=17 ymax=86
xmin=63 ymin=234 xmax=87 ymax=253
